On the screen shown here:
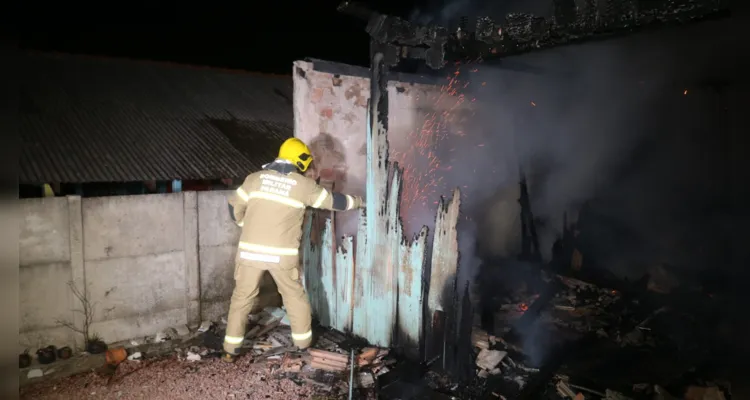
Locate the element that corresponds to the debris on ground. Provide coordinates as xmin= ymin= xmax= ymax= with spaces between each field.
xmin=309 ymin=348 xmax=349 ymax=372
xmin=20 ymin=263 xmax=739 ymax=400
xmin=476 ymin=349 xmax=507 ymax=371
xmin=153 ymin=327 xmax=177 ymax=343
xmin=197 ymin=320 xmax=213 ymax=333
xmin=27 ymin=369 xmax=43 ymax=379
xmin=20 ymin=352 xmax=329 ymax=400
xmin=471 ymin=262 xmax=736 ymax=400
xmin=173 ymin=324 xmax=191 ymax=337
xmin=185 ymin=351 xmax=202 ymax=362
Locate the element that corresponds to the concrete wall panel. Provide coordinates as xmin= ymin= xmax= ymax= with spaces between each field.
xmin=19 ymin=190 xmax=281 ymax=350
xmin=90 ymin=308 xmax=186 ymax=344
xmin=20 ymin=327 xmax=75 ymax=351
xmin=82 ymin=194 xmax=184 ymax=260
xmin=198 ymin=191 xmax=241 ymax=248
xmin=19 ymin=198 xmax=70 ymax=266
xmin=19 ymin=262 xmax=72 ymax=333
xmin=202 ymin=300 xmax=230 ymax=323
xmin=85 ymin=251 xmax=186 ymax=323
xmin=199 ymin=245 xmax=236 ymax=303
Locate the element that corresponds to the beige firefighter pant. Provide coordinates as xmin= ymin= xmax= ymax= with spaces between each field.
xmin=223 ymin=261 xmax=313 ymax=355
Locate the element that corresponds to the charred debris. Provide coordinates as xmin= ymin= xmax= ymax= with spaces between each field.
xmin=337 ymin=0 xmax=730 ymax=69
xmin=459 ymin=175 xmax=735 ymax=400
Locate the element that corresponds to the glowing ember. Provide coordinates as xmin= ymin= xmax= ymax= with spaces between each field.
xmin=683 ymin=89 xmax=688 ymax=95
xmin=391 ymin=59 xmax=482 ymax=228
xmin=518 ymin=303 xmax=529 ymax=312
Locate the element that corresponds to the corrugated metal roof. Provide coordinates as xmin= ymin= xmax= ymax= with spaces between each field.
xmin=19 ymin=52 xmax=294 ymax=184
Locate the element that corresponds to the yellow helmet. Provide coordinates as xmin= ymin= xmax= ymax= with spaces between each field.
xmin=278 ymin=138 xmax=314 ymax=172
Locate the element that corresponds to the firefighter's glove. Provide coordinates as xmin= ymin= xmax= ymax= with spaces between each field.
xmin=352 ymin=196 xmax=365 ymax=209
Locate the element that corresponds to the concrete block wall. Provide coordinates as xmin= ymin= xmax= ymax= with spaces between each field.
xmin=18 ymin=191 xmax=277 ymax=351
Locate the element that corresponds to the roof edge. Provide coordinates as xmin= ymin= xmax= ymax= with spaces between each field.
xmin=302 ymin=58 xmax=441 ymax=86
xmin=24 ymin=50 xmax=293 ymax=80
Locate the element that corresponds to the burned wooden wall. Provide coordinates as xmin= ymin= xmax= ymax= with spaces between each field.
xmin=297 ymin=58 xmax=462 ymax=359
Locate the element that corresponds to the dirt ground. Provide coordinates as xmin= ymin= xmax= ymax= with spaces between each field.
xmin=20 ymin=354 xmax=339 ymax=400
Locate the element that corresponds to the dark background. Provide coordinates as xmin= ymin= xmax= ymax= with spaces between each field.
xmin=19 ymin=1 xmax=425 ymax=74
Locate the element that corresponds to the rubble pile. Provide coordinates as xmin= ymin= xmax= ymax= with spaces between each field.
xmin=471 ymin=266 xmax=735 ymax=400
xmin=21 ymin=305 xmax=405 ymax=398
xmin=470 ymin=328 xmax=539 ymax=396
xmin=176 ymin=307 xmax=397 ymax=395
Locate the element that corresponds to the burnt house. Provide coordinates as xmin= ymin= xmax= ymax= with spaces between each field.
xmin=19 ymin=51 xmax=293 ymax=198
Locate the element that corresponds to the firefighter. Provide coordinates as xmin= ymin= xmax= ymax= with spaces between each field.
xmin=222 ymin=137 xmax=364 ymax=362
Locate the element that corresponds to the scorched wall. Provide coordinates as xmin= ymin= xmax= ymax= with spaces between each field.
xmin=293 ymin=59 xmax=473 ymax=237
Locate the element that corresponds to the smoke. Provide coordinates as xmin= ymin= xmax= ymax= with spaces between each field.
xmin=409 ymin=15 xmax=740 ymax=279
xmin=405 ymin=0 xmax=746 ymax=280
xmin=351 ymin=2 xmax=750 ymax=375
xmin=409 ymin=0 xmax=472 ymax=26
xmin=409 ymin=0 xmax=555 ymax=26
xmin=397 ymin=2 xmax=746 ymax=366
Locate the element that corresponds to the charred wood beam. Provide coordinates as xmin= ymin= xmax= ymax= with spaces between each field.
xmin=338 ymin=0 xmax=730 ymax=69
xmin=519 ymin=174 xmax=542 ymax=263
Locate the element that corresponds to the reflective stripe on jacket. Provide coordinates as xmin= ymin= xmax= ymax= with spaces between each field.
xmin=228 ymin=160 xmax=360 ymax=266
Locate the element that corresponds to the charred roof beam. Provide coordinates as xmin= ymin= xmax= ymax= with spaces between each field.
xmin=338 ymin=0 xmax=730 ymax=70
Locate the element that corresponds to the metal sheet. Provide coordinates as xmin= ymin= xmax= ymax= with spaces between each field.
xmin=20 ymin=52 xmax=292 ymax=184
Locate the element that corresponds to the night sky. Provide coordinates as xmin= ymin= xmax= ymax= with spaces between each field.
xmin=20 ymin=1 xmax=421 ymax=73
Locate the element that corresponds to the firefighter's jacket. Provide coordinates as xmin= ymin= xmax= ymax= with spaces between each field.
xmin=228 ymin=159 xmax=362 ymax=269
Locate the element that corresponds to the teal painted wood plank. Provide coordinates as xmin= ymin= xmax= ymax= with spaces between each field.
xmin=386 ymin=166 xmax=402 ymax=342
xmin=353 ymin=207 xmax=371 ymax=339
xmin=398 ymin=226 xmax=428 ymax=359
xmin=333 ymin=236 xmax=355 ymax=332
xmin=427 ymin=188 xmax=462 ymax=315
xmin=302 ymin=211 xmax=323 ymax=321
xmin=352 ymin=64 xmax=397 ymax=346
xmin=300 ymin=57 xmax=464 ymax=355
xmin=319 ymin=217 xmax=336 ymax=327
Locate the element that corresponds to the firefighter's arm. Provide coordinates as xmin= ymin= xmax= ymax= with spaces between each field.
xmin=305 ymin=184 xmax=363 ymax=211
xmin=228 ymin=177 xmax=252 ymax=226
